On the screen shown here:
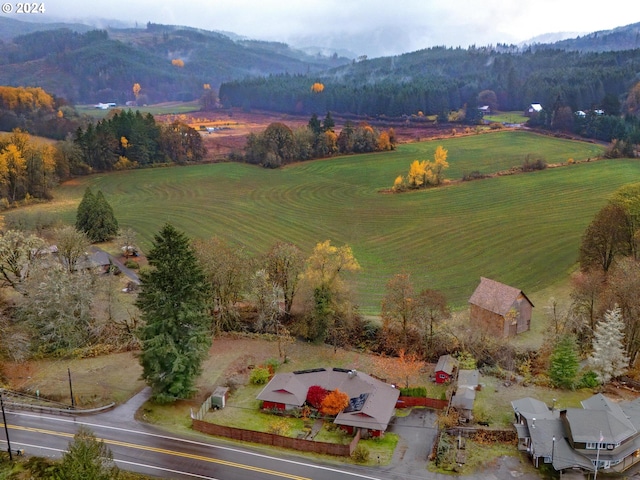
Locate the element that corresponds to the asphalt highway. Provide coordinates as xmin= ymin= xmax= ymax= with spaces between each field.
xmin=1 ymin=409 xmax=390 ymax=480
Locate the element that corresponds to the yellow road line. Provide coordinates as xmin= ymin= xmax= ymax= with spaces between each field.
xmin=5 ymin=424 xmax=310 ymax=480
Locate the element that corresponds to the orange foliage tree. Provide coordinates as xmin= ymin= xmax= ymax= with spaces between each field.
xmin=319 ymin=389 xmax=349 ymax=416
xmin=311 ymin=82 xmax=325 ymax=93
xmin=171 ymin=59 xmax=185 ymax=68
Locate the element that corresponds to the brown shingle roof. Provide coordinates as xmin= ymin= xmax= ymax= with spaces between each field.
xmin=468 ymin=277 xmax=533 ymax=316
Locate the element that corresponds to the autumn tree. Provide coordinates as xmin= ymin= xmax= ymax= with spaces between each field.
xmin=311 ymin=82 xmax=325 ymax=93
xmin=132 ymin=83 xmax=141 ymax=100
xmin=396 ymin=145 xmax=449 ymax=191
xmin=18 ymin=263 xmax=96 ymax=353
xmin=55 ymin=225 xmax=89 ymax=273
xmin=588 ymin=306 xmax=629 ymax=384
xmin=171 ymin=58 xmax=185 ymax=67
xmin=137 ymin=224 xmax=211 ymax=403
xmin=579 ymin=202 xmax=631 ymax=273
xmin=0 ymin=144 xmax=26 ymax=202
xmin=264 ymin=241 xmax=304 ymax=319
xmin=319 ymin=388 xmax=349 ymax=416
xmin=381 ymin=272 xmax=416 ymax=351
xmin=414 ymin=288 xmax=450 ymax=356
xmin=610 ymin=182 xmax=640 ymax=260
xmin=623 ymin=81 xmax=640 ymax=117
xmin=301 ymin=240 xmax=360 ymax=342
xmin=306 ymin=385 xmax=329 ymax=408
xmin=477 ymin=89 xmax=498 ymax=112
xmin=193 ymin=236 xmax=251 ymax=333
xmin=0 ymin=229 xmax=45 ymax=291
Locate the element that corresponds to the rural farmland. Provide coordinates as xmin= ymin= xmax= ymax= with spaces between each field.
xmin=7 ymin=130 xmax=615 ymax=314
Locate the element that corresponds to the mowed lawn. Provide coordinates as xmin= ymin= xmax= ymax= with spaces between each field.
xmin=8 ymin=130 xmax=624 ymax=314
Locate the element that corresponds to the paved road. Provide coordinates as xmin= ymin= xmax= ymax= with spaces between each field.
xmin=1 ymin=388 xmax=547 ymax=479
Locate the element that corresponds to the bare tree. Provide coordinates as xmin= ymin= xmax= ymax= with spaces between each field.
xmin=54 ymin=226 xmax=89 ymax=273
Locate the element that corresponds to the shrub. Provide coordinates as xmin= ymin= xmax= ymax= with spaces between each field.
xmin=268 ymin=418 xmax=291 ymax=436
xmin=351 ymin=444 xmax=370 ymax=463
xmin=250 ymin=366 xmax=270 ymax=385
xmin=265 ymin=358 xmax=280 ymax=374
xmin=578 ymin=370 xmax=600 ymax=388
xmin=462 ymin=170 xmax=487 ymax=181
xmin=522 ymin=154 xmax=547 ymax=172
xmin=489 ymin=122 xmax=504 ymax=130
xmin=306 ymin=385 xmax=329 ymax=408
xmin=320 ymin=389 xmax=349 ymax=416
xmin=399 ymin=386 xmax=427 ymax=397
xmin=124 ymin=259 xmax=139 ymax=269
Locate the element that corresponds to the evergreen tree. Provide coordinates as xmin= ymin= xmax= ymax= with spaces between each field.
xmin=76 ymin=189 xmax=118 ymax=242
xmin=588 ymin=306 xmax=629 ymax=384
xmin=90 ymin=191 xmax=119 ymax=242
xmin=56 ymin=426 xmax=119 ymax=480
xmin=75 ymin=187 xmax=95 ymax=234
xmin=548 ymin=335 xmax=580 ymax=389
xmin=136 ymin=223 xmax=211 ymax=403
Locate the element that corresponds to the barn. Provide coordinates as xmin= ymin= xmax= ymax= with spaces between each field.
xmin=468 ymin=277 xmax=534 ymax=338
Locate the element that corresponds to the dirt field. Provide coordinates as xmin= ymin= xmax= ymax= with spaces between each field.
xmin=156 ymin=108 xmax=459 ymax=161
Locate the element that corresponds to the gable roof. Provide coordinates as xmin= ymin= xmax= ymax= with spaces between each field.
xmin=457 ymin=369 xmax=479 ymax=388
xmin=469 ymin=277 xmax=533 ymax=316
xmin=435 ymin=355 xmax=457 ymax=375
xmin=256 ymin=368 xmax=400 ymax=431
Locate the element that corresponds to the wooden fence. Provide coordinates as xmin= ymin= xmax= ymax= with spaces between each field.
xmin=192 ymin=419 xmax=360 ymax=456
xmin=396 ymin=396 xmax=448 ymax=409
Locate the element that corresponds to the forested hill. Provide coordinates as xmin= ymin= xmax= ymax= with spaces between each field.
xmin=220 ymin=46 xmax=640 ymax=117
xmin=537 ymin=22 xmax=640 ymax=52
xmin=0 ymin=20 xmax=349 ymax=104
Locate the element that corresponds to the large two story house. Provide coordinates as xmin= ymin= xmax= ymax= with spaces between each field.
xmin=512 ymin=394 xmax=640 ymax=474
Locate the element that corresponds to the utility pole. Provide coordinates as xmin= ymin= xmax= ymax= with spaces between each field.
xmin=0 ymin=390 xmax=13 ymax=461
xmin=68 ymin=368 xmax=75 ymax=409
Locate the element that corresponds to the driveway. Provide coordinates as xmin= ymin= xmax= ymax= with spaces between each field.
xmin=385 ymin=408 xmax=439 ymax=477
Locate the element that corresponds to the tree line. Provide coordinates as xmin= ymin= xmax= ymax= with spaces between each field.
xmin=219 ymin=46 xmax=639 ymax=117
xmin=242 ymin=112 xmax=396 ymax=167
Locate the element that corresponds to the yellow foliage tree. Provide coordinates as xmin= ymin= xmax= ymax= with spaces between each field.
xmin=120 ymin=137 xmax=129 ymax=149
xmin=407 ymin=160 xmax=426 ymax=188
xmin=302 ymin=240 xmax=360 ymax=289
xmin=203 ymin=83 xmax=211 ymax=90
xmin=311 ymin=82 xmax=325 ymax=93
xmin=0 ymin=144 xmax=26 ymax=202
xmin=432 ymin=145 xmax=449 ymax=185
xmin=393 ymin=175 xmax=405 ymax=192
xmin=132 ymin=83 xmax=141 ymax=99
xmin=377 ymin=131 xmax=391 ymax=151
xmin=319 ymin=389 xmax=349 ymax=416
xmin=171 ymin=58 xmax=185 ymax=68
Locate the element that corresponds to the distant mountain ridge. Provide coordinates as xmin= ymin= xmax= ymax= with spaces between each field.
xmin=530 ymin=22 xmax=640 ymax=52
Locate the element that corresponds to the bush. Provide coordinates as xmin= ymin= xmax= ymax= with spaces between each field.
xmin=249 ymin=366 xmax=270 ymax=385
xmin=522 ymin=154 xmax=547 ymax=172
xmin=489 ymin=122 xmax=504 ymax=130
xmin=265 ymin=358 xmax=280 ymax=374
xmin=399 ymin=386 xmax=427 ymax=397
xmin=351 ymin=444 xmax=370 ymax=463
xmin=578 ymin=370 xmax=600 ymax=388
xmin=462 ymin=170 xmax=487 ymax=181
xmin=124 ymin=259 xmax=139 ymax=269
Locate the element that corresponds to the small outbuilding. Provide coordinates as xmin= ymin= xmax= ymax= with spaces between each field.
xmin=469 ymin=277 xmax=534 ymax=338
xmin=434 ymin=354 xmax=458 ymax=384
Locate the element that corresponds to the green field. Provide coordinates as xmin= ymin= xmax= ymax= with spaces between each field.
xmin=483 ymin=111 xmax=529 ymax=124
xmin=7 ymin=130 xmax=623 ymax=314
xmin=75 ymin=101 xmax=201 ymax=119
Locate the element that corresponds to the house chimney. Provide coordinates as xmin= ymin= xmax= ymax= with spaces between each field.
xmin=348 ymin=369 xmax=357 ymax=379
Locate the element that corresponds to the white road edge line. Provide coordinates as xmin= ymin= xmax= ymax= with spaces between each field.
xmin=8 ymin=411 xmax=385 ymax=480
xmin=0 ymin=441 xmax=220 ymax=480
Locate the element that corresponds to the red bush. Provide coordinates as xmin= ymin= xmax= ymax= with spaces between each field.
xmin=306 ymin=385 xmax=328 ymax=408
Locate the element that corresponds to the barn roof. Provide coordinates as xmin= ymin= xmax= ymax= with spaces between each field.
xmin=468 ymin=277 xmax=533 ymax=316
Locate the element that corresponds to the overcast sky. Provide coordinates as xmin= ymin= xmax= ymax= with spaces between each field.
xmin=27 ymin=0 xmax=640 ymax=57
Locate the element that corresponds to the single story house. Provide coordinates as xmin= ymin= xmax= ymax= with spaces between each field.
xmin=469 ymin=277 xmax=534 ymax=338
xmin=256 ymin=367 xmax=400 ymax=437
xmin=512 ymin=394 xmax=640 ymax=474
xmin=434 ymin=354 xmax=458 ymax=384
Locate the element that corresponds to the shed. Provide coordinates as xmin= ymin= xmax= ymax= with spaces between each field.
xmin=469 ymin=277 xmax=534 ymax=338
xmin=435 ymin=354 xmax=457 ymax=384
xmin=211 ymin=386 xmax=229 ymax=409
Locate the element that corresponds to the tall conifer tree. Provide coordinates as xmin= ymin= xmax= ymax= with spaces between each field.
xmin=136 ymin=223 xmax=211 ymax=403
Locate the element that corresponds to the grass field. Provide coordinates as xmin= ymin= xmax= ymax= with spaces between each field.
xmin=75 ymin=101 xmax=201 ymax=119
xmin=4 ymin=130 xmax=615 ymax=314
xmin=483 ymin=111 xmax=529 ymax=124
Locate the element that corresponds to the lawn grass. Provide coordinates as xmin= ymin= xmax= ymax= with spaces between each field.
xmin=483 ymin=111 xmax=529 ymax=124
xmin=4 ymin=130 xmax=613 ymax=314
